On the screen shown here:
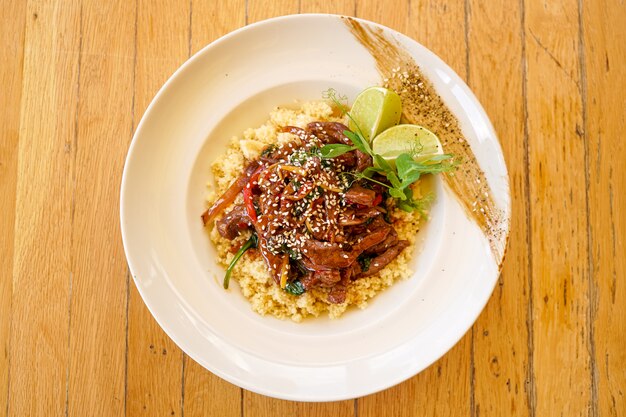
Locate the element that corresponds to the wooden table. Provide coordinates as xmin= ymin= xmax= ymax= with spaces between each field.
xmin=2 ymin=0 xmax=624 ymax=415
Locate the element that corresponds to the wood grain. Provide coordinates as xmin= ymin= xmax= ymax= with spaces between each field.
xmin=0 ymin=0 xmax=26 ymax=414
xmin=7 ymin=1 xmax=81 ymax=415
xmin=190 ymin=0 xmax=246 ymax=55
xmin=126 ymin=0 xmax=190 ymax=416
xmin=355 ymin=0 xmax=409 ymax=32
xmin=183 ymin=1 xmax=245 ymax=415
xmin=2 ymin=1 xmax=625 ymax=415
xmin=467 ymin=1 xmax=532 ymax=416
xmin=356 ymin=1 xmax=472 ymax=415
xmin=524 ymin=0 xmax=591 ymax=415
xmin=244 ymin=394 xmax=355 ymax=417
xmin=300 ymin=0 xmax=355 ymax=15
xmin=247 ymin=0 xmax=298 ymax=22
xmin=582 ymin=1 xmax=626 ymax=416
xmin=66 ymin=1 xmax=136 ymax=416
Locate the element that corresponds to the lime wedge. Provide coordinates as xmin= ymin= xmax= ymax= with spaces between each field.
xmin=348 ymin=87 xmax=402 ymax=142
xmin=372 ymin=124 xmax=443 ymax=161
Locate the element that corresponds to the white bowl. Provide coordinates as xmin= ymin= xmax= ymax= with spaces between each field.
xmin=120 ymin=14 xmax=510 ymax=401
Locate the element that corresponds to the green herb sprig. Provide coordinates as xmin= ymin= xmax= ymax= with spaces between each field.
xmin=224 ymin=233 xmax=258 ymax=289
xmin=320 ymin=88 xmax=458 ymax=213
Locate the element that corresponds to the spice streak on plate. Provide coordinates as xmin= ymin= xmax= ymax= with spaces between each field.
xmin=343 ymin=17 xmax=507 ymax=262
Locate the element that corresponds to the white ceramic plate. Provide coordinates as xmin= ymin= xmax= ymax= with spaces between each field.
xmin=120 ymin=14 xmax=510 ymax=401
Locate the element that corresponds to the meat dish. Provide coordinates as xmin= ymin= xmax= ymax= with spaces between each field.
xmin=203 ymin=121 xmax=410 ymax=304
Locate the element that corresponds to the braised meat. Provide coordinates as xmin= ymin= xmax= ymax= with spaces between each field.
xmin=345 ymin=185 xmax=376 ymax=206
xmin=204 ymin=121 xmax=411 ymax=303
xmin=216 ymin=204 xmax=251 ymax=239
xmin=360 ymin=240 xmax=410 ymax=277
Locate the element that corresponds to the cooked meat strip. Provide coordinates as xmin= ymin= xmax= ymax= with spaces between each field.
xmin=338 ymin=207 xmax=383 ymax=227
xmin=356 ymin=151 xmax=373 ymax=171
xmin=299 ymin=255 xmax=330 ymax=272
xmin=299 ymin=271 xmax=319 ymax=290
xmin=216 ymin=204 xmax=251 ymax=239
xmin=349 ymin=262 xmax=362 ymax=280
xmin=303 ymin=240 xmax=354 ymax=269
xmin=345 ymin=184 xmax=376 ymax=206
xmin=328 ymin=271 xmax=351 ymax=304
xmin=328 ymin=287 xmax=347 ymax=304
xmin=303 ymin=226 xmax=389 ymax=270
xmin=356 ymin=207 xmax=384 ymax=218
xmin=365 ymin=227 xmax=399 ymax=255
xmin=360 ymin=240 xmax=410 ymax=277
xmin=306 ymin=121 xmax=351 ymax=144
xmin=334 ymin=151 xmax=357 ymax=168
xmin=345 ymin=215 xmax=389 ymax=234
xmin=351 ymin=228 xmax=390 ymax=253
xmin=315 ymin=269 xmax=342 ymax=287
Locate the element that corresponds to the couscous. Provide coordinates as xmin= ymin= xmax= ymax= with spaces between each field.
xmin=205 ymin=100 xmax=426 ymax=321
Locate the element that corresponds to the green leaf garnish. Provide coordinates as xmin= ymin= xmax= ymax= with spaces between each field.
xmin=284 ymin=280 xmax=305 ymax=296
xmin=321 ymin=88 xmax=460 ymax=217
xmin=396 ymin=188 xmax=435 ymax=217
xmin=224 ymin=233 xmax=258 ymax=289
xmin=343 ymin=130 xmax=372 ymax=154
xmin=357 ymin=254 xmax=372 ymax=272
xmin=320 ymin=143 xmax=356 ymax=158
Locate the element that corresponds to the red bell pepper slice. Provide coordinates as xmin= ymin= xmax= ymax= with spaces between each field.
xmin=243 ymin=167 xmax=263 ymax=223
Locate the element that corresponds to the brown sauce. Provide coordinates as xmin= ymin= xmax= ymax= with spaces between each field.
xmin=343 ymin=17 xmax=507 ymax=262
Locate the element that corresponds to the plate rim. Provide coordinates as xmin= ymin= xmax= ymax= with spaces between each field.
xmin=120 ymin=13 xmax=511 ymax=401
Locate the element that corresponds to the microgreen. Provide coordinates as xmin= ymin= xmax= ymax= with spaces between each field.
xmin=396 ymin=189 xmax=435 ymax=217
xmin=322 ymin=88 xmax=349 ymax=115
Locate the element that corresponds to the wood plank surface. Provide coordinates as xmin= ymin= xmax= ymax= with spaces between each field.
xmin=582 ymin=1 xmax=626 ymax=416
xmin=125 ymin=1 xmax=190 ymax=416
xmin=357 ymin=1 xmax=472 ymax=415
xmin=355 ymin=0 xmax=409 ymax=33
xmin=524 ymin=0 xmax=591 ymax=415
xmin=66 ymin=1 xmax=136 ymax=416
xmin=183 ymin=1 xmax=245 ymax=415
xmin=7 ymin=1 xmax=81 ymax=415
xmin=300 ymin=0 xmax=355 ymax=15
xmin=2 ymin=0 xmax=625 ymax=416
xmin=247 ymin=0 xmax=298 ymax=22
xmin=467 ymin=1 xmax=532 ymax=416
xmin=0 ymin=1 xmax=26 ymax=414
